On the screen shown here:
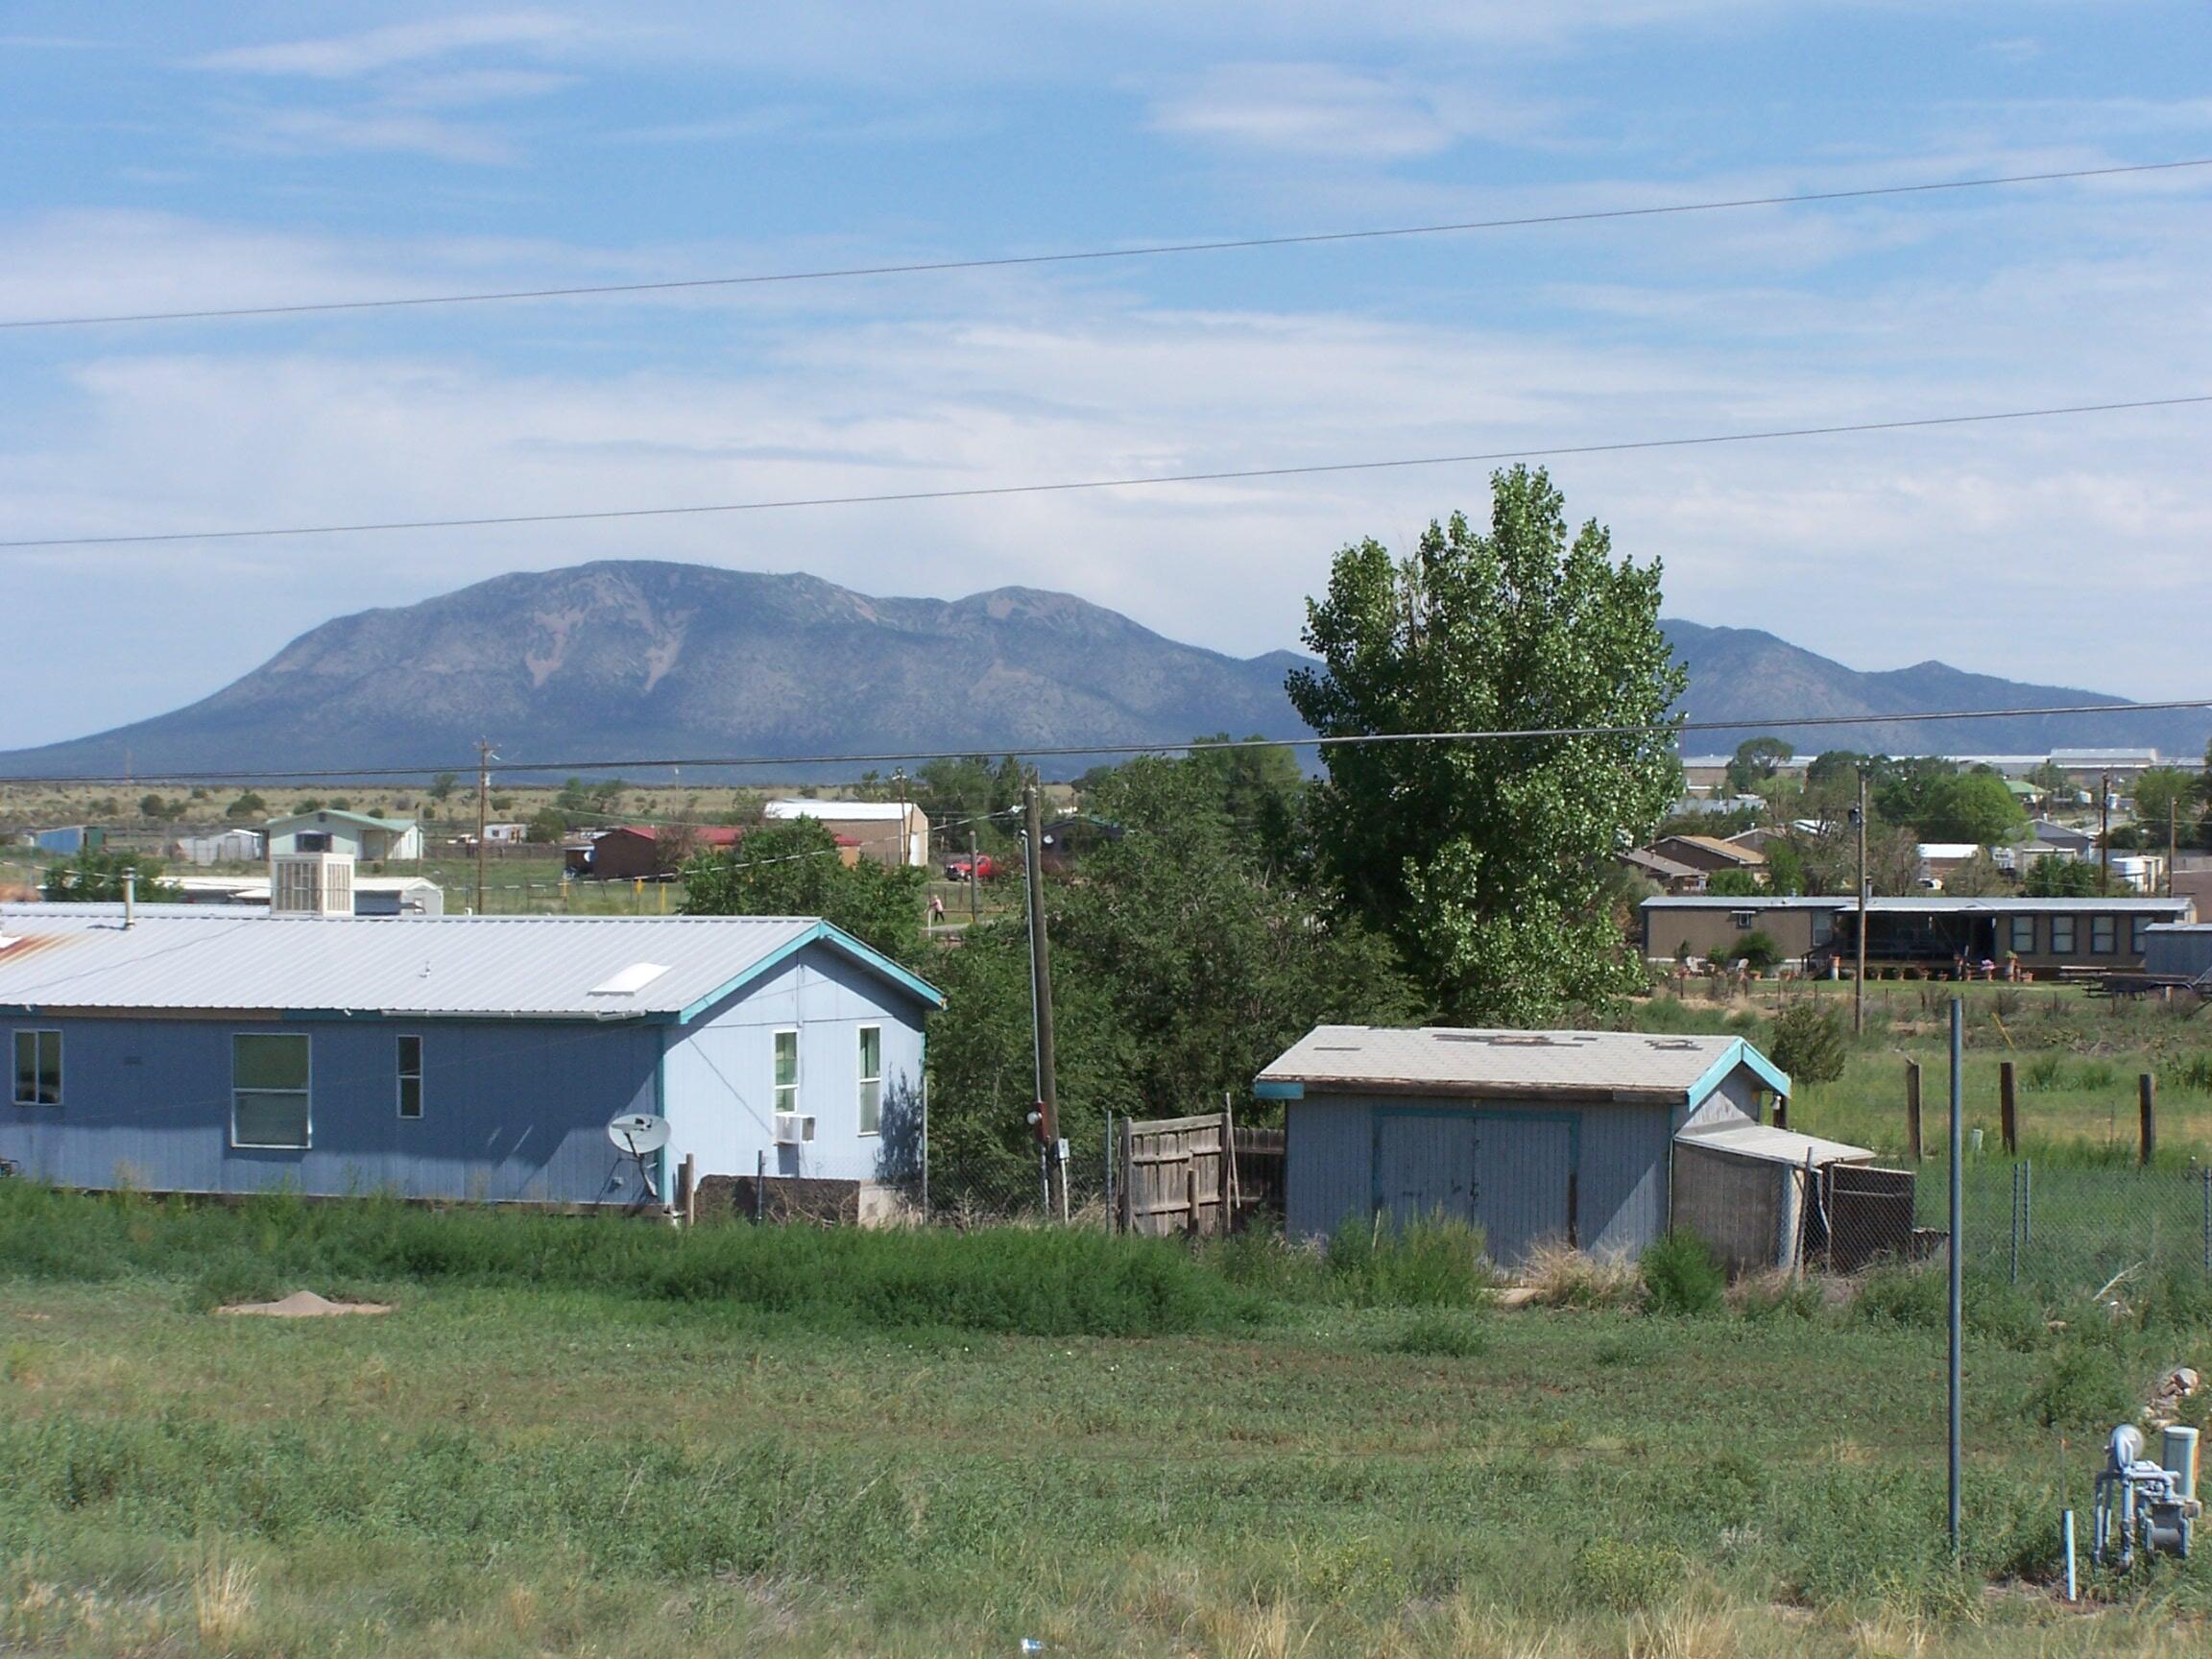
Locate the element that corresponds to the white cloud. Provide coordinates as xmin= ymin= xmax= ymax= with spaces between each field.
xmin=1148 ymin=62 xmax=1553 ymax=159
xmin=243 ymin=107 xmax=521 ymax=165
xmin=192 ymin=12 xmax=577 ymax=80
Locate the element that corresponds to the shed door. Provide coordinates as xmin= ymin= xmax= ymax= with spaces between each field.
xmin=1470 ymin=1116 xmax=1575 ymax=1267
xmin=1374 ymin=1113 xmax=1478 ymax=1228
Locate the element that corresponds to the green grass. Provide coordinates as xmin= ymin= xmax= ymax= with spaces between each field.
xmin=1 ymin=1194 xmax=2210 ymax=1654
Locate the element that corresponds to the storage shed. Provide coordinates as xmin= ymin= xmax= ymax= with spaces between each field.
xmin=0 ymin=907 xmax=940 ymax=1212
xmin=1258 ymin=1025 xmax=1832 ymax=1267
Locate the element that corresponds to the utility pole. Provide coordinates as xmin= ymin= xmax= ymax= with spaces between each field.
xmin=2170 ymin=795 xmax=2178 ymax=899
xmin=474 ymin=738 xmax=493 ymax=915
xmin=968 ymin=830 xmax=980 ymax=926
xmin=2099 ymin=770 xmax=2112 ymax=895
xmin=1023 ymin=778 xmax=1067 ymax=1221
xmin=1854 ymin=767 xmax=1869 ymax=1035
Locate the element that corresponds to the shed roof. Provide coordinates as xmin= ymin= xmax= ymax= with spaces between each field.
xmin=1256 ymin=1025 xmax=1789 ymax=1105
xmin=1674 ymin=1120 xmax=1874 ymax=1167
xmin=1642 ymin=895 xmax=2192 ymax=915
xmin=0 ymin=908 xmax=941 ymax=1022
xmin=265 ymin=809 xmax=417 ymax=834
xmin=1619 ymin=848 xmax=1700 ymax=880
xmin=1657 ymin=833 xmax=1766 ymax=865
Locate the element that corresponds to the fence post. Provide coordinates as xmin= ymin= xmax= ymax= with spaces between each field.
xmin=2140 ymin=1073 xmax=2157 ymax=1167
xmin=1103 ymin=1112 xmax=1115 ymax=1234
xmin=1118 ymin=1114 xmax=1135 ymax=1235
xmin=2009 ymin=1163 xmax=2020 ymax=1286
xmin=2201 ymin=1167 xmax=2210 ymax=1276
xmin=2023 ymin=1159 xmax=2032 ymax=1249
xmin=2000 ymin=1061 xmax=2018 ymax=1156
xmin=1906 ymin=1060 xmax=1923 ymax=1162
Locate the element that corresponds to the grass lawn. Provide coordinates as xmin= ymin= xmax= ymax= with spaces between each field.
xmin=5 ymin=1195 xmax=2212 ymax=1656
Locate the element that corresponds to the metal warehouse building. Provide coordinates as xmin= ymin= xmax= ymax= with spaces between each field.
xmin=1 ymin=907 xmax=940 ymax=1211
xmin=1257 ymin=1025 xmax=1871 ymax=1267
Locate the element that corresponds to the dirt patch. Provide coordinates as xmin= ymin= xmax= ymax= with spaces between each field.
xmin=217 ymin=1290 xmax=392 ymax=1318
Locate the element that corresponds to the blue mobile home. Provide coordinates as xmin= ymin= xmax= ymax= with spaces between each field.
xmin=0 ymin=907 xmax=940 ymax=1209
xmin=1257 ymin=1025 xmax=1867 ymax=1267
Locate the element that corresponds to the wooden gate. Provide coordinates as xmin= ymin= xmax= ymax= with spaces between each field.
xmin=1118 ymin=1112 xmax=1238 ymax=1237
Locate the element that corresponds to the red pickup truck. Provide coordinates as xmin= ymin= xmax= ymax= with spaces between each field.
xmin=943 ymin=854 xmax=1001 ymax=881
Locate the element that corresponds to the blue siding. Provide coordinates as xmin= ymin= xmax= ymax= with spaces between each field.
xmin=0 ymin=938 xmax=932 ymax=1205
xmin=1284 ymin=1092 xmax=1678 ymax=1262
xmin=662 ymin=943 xmax=926 ymax=1189
xmin=1 ymin=1016 xmax=661 ymax=1203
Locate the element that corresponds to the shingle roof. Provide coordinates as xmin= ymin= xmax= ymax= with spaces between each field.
xmin=0 ymin=908 xmax=942 ymax=1020
xmin=1258 ymin=1025 xmax=1788 ymax=1103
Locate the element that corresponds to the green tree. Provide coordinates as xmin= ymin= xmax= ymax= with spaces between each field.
xmin=1286 ymin=468 xmax=1686 ymax=1022
xmin=1870 ymin=757 xmax=1959 ymax=832
xmin=681 ymin=818 xmax=926 ymax=966
xmin=1724 ymin=736 xmax=1793 ymax=796
xmin=224 ymin=790 xmax=268 ymax=821
xmin=1916 ymin=771 xmax=2027 ymax=845
xmin=1938 ymin=848 xmax=2013 ymax=897
xmin=428 ymin=772 xmax=459 ymax=803
xmin=39 ymin=847 xmax=181 ymax=902
xmin=1762 ymin=837 xmax=1809 ymax=897
xmin=524 ymin=807 xmax=567 ymax=844
xmin=2131 ymin=767 xmax=2198 ymax=839
xmin=1705 ymin=868 xmax=1763 ymax=897
xmin=2024 ymin=855 xmax=2103 ymax=898
xmin=1182 ymin=733 xmax=1305 ymax=872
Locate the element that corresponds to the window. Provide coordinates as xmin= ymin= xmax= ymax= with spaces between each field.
xmin=2050 ymin=915 xmax=2077 ymax=955
xmin=1731 ymin=910 xmax=1756 ymax=930
xmin=2091 ymin=915 xmax=2117 ymax=955
xmin=2008 ymin=915 xmax=2035 ymax=954
xmin=232 ymin=1033 xmax=311 ymax=1149
xmin=857 ymin=1026 xmax=882 ymax=1136
xmin=12 ymin=1030 xmax=60 ymax=1105
xmin=2132 ymin=916 xmax=2150 ymax=955
xmin=773 ymin=1029 xmax=799 ymax=1117
xmin=397 ymin=1035 xmax=423 ymax=1119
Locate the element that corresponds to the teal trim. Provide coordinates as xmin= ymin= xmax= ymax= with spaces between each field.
xmin=1253 ymin=1079 xmax=1304 ymax=1100
xmin=675 ymin=921 xmax=945 ymax=1024
xmin=652 ymin=1026 xmax=669 ymax=1203
xmin=1686 ymin=1039 xmax=1791 ymax=1108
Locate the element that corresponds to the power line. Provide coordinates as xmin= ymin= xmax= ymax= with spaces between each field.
xmin=4 ymin=156 xmax=2206 ymax=331
xmin=4 ymin=698 xmax=2205 ymax=787
xmin=7 ymin=393 xmax=2209 ymax=552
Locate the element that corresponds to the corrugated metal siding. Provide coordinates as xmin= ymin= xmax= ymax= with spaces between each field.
xmin=1284 ymin=1098 xmax=1372 ymax=1238
xmin=0 ymin=1015 xmax=661 ymax=1203
xmin=1284 ymin=1093 xmax=1676 ymax=1263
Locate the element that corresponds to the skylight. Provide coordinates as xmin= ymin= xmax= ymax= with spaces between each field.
xmin=589 ymin=962 xmax=672 ymax=997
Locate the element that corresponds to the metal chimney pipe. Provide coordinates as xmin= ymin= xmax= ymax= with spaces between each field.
xmin=123 ymin=866 xmax=136 ymax=929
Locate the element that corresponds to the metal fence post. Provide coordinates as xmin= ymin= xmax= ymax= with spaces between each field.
xmin=2009 ymin=1162 xmax=2021 ymax=1286
xmin=1104 ymin=1112 xmax=1116 ymax=1233
xmin=2023 ymin=1159 xmax=2032 ymax=1251
xmin=2202 ymin=1166 xmax=2210 ymax=1276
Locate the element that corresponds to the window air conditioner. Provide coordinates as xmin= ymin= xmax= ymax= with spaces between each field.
xmin=773 ymin=1113 xmax=816 ymax=1144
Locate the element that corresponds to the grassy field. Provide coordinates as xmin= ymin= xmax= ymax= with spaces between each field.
xmin=4 ymin=1190 xmax=2211 ymax=1656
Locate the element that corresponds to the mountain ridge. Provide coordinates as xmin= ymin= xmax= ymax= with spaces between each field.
xmin=1 ymin=563 xmax=2202 ymax=779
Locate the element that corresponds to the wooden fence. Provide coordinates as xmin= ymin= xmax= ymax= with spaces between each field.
xmin=1119 ymin=1112 xmax=1235 ymax=1237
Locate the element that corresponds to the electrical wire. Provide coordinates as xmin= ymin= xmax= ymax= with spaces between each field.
xmin=2 ymin=698 xmax=2204 ymax=787
xmin=4 ymin=156 xmax=2205 ymax=330
xmin=7 ymin=393 xmax=2209 ymax=552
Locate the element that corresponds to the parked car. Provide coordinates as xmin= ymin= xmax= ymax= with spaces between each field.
xmin=943 ymin=854 xmax=1001 ymax=880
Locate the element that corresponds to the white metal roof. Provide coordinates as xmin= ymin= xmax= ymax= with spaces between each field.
xmin=0 ymin=908 xmax=941 ymax=1020
xmin=1259 ymin=1025 xmax=1783 ymax=1103
xmin=763 ymin=800 xmax=918 ymax=822
xmin=1674 ymin=1121 xmax=1874 ymax=1167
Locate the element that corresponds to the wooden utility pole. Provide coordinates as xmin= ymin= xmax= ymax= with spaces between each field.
xmin=1023 ymin=779 xmax=1067 ymax=1221
xmin=2000 ymin=1060 xmax=2018 ymax=1156
xmin=2140 ymin=1073 xmax=2157 ymax=1166
xmin=967 ymin=830 xmax=980 ymax=926
xmin=2170 ymin=796 xmax=2178 ymax=898
xmin=1906 ymin=1059 xmax=1924 ymax=1162
xmin=1854 ymin=767 xmax=1869 ymax=1035
xmin=474 ymin=738 xmax=493 ymax=915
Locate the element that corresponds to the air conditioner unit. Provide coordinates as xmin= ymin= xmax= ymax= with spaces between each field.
xmin=773 ymin=1113 xmax=816 ymax=1144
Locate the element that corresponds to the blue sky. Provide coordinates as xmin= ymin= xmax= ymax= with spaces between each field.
xmin=3 ymin=3 xmax=2209 ymax=750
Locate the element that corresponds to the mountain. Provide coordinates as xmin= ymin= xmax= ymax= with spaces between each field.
xmin=0 ymin=563 xmax=2202 ymax=780
xmin=0 ymin=563 xmax=1313 ymax=780
xmin=1660 ymin=620 xmax=2209 ymax=759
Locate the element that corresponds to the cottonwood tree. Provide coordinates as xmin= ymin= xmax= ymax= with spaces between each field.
xmin=1287 ymin=467 xmax=1685 ymax=1023
xmin=681 ymin=819 xmax=926 ymax=966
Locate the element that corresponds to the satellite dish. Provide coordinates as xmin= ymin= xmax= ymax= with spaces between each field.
xmin=607 ymin=1113 xmax=671 ymax=1156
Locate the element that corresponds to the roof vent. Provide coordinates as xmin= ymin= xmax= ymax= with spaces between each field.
xmin=589 ymin=962 xmax=671 ymax=997
xmin=1647 ymin=1039 xmax=1704 ymax=1050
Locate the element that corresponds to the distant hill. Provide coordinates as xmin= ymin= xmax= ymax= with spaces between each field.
xmin=0 ymin=563 xmax=2201 ymax=780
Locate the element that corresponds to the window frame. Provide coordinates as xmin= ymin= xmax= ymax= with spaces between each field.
xmin=2090 ymin=914 xmax=2117 ymax=955
xmin=12 ymin=1028 xmax=61 ymax=1106
xmin=2131 ymin=916 xmax=2150 ymax=956
xmin=231 ymin=1032 xmax=313 ymax=1151
xmin=856 ymin=1025 xmax=883 ymax=1137
xmin=772 ymin=1028 xmax=800 ymax=1118
xmin=2050 ymin=914 xmax=2077 ymax=955
xmin=2008 ymin=915 xmax=2035 ymax=955
xmin=397 ymin=1034 xmax=424 ymax=1120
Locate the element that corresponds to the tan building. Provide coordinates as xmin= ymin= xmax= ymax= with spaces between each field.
xmin=761 ymin=801 xmax=929 ymax=868
xmin=1641 ymin=895 xmax=2198 ymax=974
xmin=1652 ymin=834 xmax=1767 ymax=878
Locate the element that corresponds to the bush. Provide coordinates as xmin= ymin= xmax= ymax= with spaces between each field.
xmin=1324 ymin=1214 xmax=1496 ymax=1307
xmin=1569 ymin=1537 xmax=1684 ymax=1614
xmin=1735 ymin=929 xmax=1781 ymax=972
xmin=1767 ymin=1000 xmax=1847 ymax=1085
xmin=1640 ymin=1232 xmax=1724 ymax=1315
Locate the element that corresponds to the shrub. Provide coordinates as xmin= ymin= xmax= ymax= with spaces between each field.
xmin=1519 ymin=1241 xmax=1639 ymax=1309
xmin=1379 ymin=1310 xmax=1491 ymax=1358
xmin=1569 ymin=1537 xmax=1683 ymax=1614
xmin=1735 ymin=930 xmax=1781 ymax=972
xmin=1640 ymin=1232 xmax=1724 ymax=1315
xmin=1324 ymin=1214 xmax=1497 ymax=1307
xmin=1767 ymin=1000 xmax=1847 ymax=1085
xmin=2030 ymin=1343 xmax=2136 ymax=1431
